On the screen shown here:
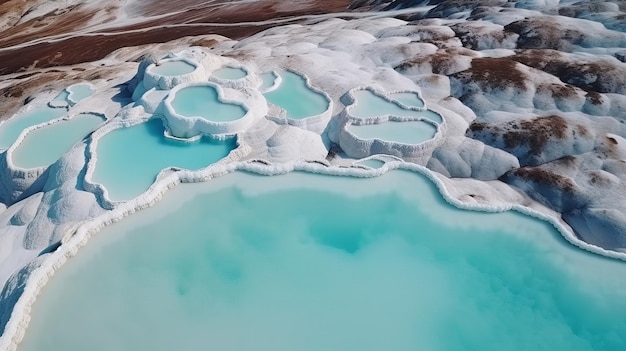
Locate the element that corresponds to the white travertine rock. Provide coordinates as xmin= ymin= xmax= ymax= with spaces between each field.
xmin=564 ymin=208 xmax=626 ymax=252
xmin=266 ymin=126 xmax=329 ymax=163
xmin=408 ymin=74 xmax=451 ymax=101
xmin=142 ymin=58 xmax=207 ymax=91
xmin=428 ymin=136 xmax=520 ymax=180
xmin=137 ymin=88 xmax=169 ymax=114
xmin=8 ymin=194 xmax=42 ymax=227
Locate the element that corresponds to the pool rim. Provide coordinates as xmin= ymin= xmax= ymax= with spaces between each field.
xmin=163 ymin=81 xmax=255 ymax=138
xmin=3 ymin=158 xmax=621 ymax=351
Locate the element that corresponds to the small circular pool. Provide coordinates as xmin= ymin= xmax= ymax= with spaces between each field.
xmin=171 ymin=85 xmax=247 ymax=122
xmin=151 ymin=60 xmax=196 ymax=77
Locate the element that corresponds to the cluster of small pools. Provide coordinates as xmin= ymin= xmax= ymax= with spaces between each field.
xmin=0 ymin=56 xmax=443 ymax=202
xmin=0 ymin=84 xmax=100 ymax=169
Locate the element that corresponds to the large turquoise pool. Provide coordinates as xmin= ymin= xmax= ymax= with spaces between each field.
xmin=19 ymin=170 xmax=626 ymax=351
xmin=90 ymin=119 xmax=235 ymax=201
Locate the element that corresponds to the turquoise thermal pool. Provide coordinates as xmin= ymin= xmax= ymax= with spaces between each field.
xmin=19 ymin=171 xmax=626 ymax=351
xmin=90 ymin=119 xmax=235 ymax=201
xmin=212 ymin=67 xmax=248 ymax=80
xmin=346 ymin=121 xmax=437 ymax=144
xmin=349 ymin=89 xmax=442 ymax=124
xmin=12 ymin=113 xmax=104 ymax=169
xmin=67 ymin=84 xmax=94 ymax=105
xmin=52 ymin=90 xmax=70 ymax=104
xmin=259 ymin=72 xmax=277 ymax=92
xmin=151 ymin=60 xmax=196 ymax=76
xmin=388 ymin=92 xmax=425 ymax=108
xmin=0 ymin=107 xmax=66 ymax=149
xmin=170 ymin=85 xmax=247 ymax=122
xmin=357 ymin=158 xmax=386 ymax=169
xmin=263 ymin=70 xmax=329 ymax=119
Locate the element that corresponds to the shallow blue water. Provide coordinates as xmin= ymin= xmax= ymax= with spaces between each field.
xmin=212 ymin=67 xmax=248 ymax=80
xmin=12 ymin=113 xmax=104 ymax=169
xmin=52 ymin=90 xmax=70 ymax=104
xmin=151 ymin=61 xmax=196 ymax=76
xmin=350 ymin=89 xmax=442 ymax=124
xmin=90 ymin=119 xmax=235 ymax=201
xmin=263 ymin=70 xmax=329 ymax=119
xmin=0 ymin=107 xmax=66 ymax=149
xmin=19 ymin=171 xmax=626 ymax=351
xmin=357 ymin=158 xmax=386 ymax=169
xmin=67 ymin=84 xmax=93 ymax=104
xmin=171 ymin=85 xmax=247 ymax=122
xmin=388 ymin=92 xmax=424 ymax=108
xmin=347 ymin=120 xmax=436 ymax=144
xmin=259 ymin=72 xmax=277 ymax=92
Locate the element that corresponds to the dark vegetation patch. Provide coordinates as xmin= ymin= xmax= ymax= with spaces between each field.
xmin=551 ymin=155 xmax=577 ymax=168
xmin=394 ymin=52 xmax=460 ymax=75
xmin=189 ymin=38 xmax=221 ymax=48
xmin=0 ymin=6 xmax=96 ymax=49
xmin=0 ymin=0 xmax=353 ymax=75
xmin=467 ymin=115 xmax=594 ymax=166
xmin=559 ymin=2 xmax=622 ymax=19
xmin=449 ymin=22 xmax=513 ymax=50
xmin=425 ymin=0 xmax=507 ymax=19
xmin=1 ymin=72 xmax=66 ymax=100
xmin=504 ymin=18 xmax=585 ymax=51
xmin=585 ymin=91 xmax=604 ymax=105
xmin=507 ymin=167 xmax=576 ymax=193
xmin=576 ymin=124 xmax=590 ymax=138
xmin=546 ymin=84 xmax=578 ymax=99
xmin=12 ymin=72 xmax=39 ymax=80
xmin=453 ymin=57 xmax=527 ymax=90
xmin=586 ymin=170 xmax=615 ymax=187
xmin=511 ymin=50 xmax=626 ymax=94
xmin=0 ymin=71 xmax=69 ymax=122
xmin=502 ymin=115 xmax=567 ymax=154
xmin=0 ymin=24 xmax=276 ymax=76
xmin=430 ymin=51 xmax=465 ymax=74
